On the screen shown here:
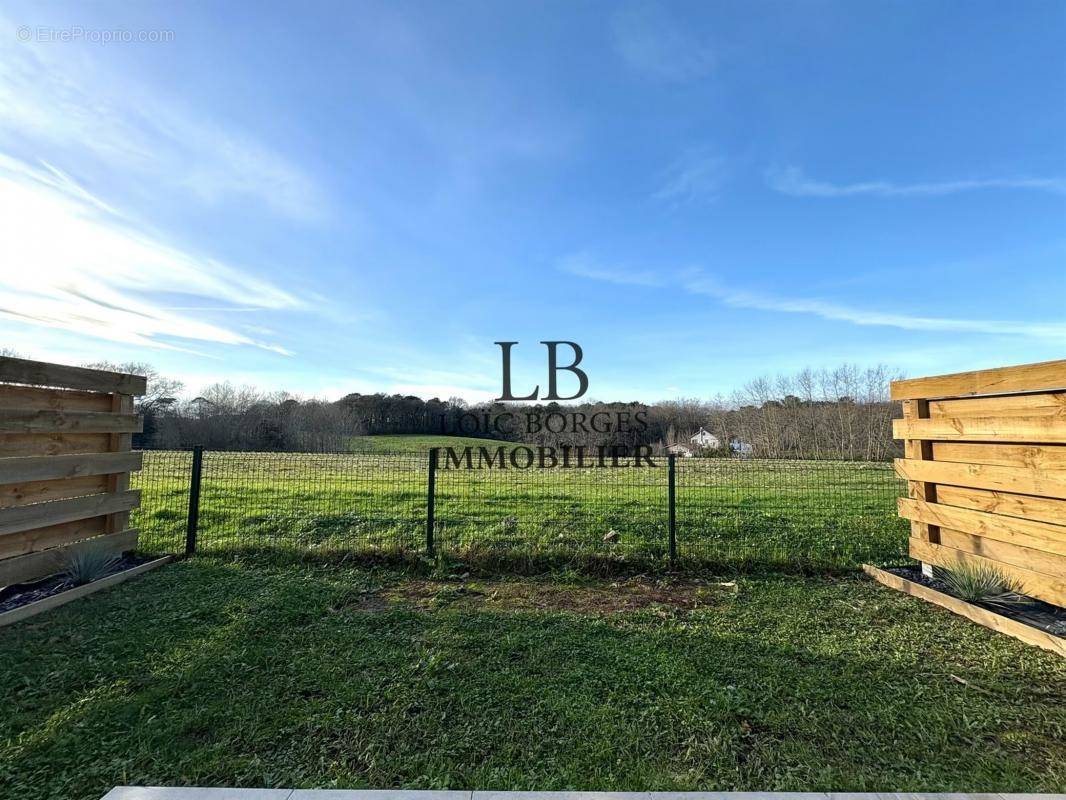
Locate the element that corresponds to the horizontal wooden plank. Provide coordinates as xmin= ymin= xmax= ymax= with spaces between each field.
xmin=862 ymin=564 xmax=1066 ymax=656
xmin=0 ymin=490 xmax=140 ymax=538
xmin=930 ymin=442 xmax=1066 ymax=470
xmin=893 ymin=416 xmax=1066 ymax=443
xmin=909 ymin=537 xmax=1066 ymax=607
xmin=0 ymin=475 xmax=109 ymax=508
xmin=891 ymin=358 xmax=1066 ymax=401
xmin=0 ymin=384 xmax=113 ymax=412
xmin=0 ymin=515 xmax=107 ymax=560
xmin=0 ymin=451 xmax=142 ymax=484
xmin=895 ymin=458 xmax=1066 ymax=500
xmin=938 ymin=527 xmax=1066 ymax=578
xmin=0 ymin=433 xmax=111 ymax=457
xmin=0 ymin=410 xmax=141 ymax=434
xmin=898 ymin=498 xmax=1066 ymax=556
xmin=936 ymin=485 xmax=1066 ymax=527
xmin=930 ymin=391 xmax=1066 ymax=419
xmin=0 ymin=356 xmax=145 ymax=395
xmin=0 ymin=529 xmax=138 ymax=587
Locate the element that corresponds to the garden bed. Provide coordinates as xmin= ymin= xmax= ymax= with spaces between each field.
xmin=887 ymin=563 xmax=1066 ymax=637
xmin=0 ymin=555 xmax=171 ymax=627
xmin=863 ymin=563 xmax=1065 ymax=655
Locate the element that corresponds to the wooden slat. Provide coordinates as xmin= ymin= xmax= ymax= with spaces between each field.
xmin=893 ymin=416 xmax=1066 ymax=443
xmin=0 ymin=433 xmax=111 ymax=457
xmin=0 ymin=410 xmax=142 ymax=434
xmin=936 ymin=485 xmax=1066 ymax=527
xmin=930 ymin=392 xmax=1066 ymax=419
xmin=0 ymin=384 xmax=113 ymax=412
xmin=0 ymin=356 xmax=146 ymax=395
xmin=898 ymin=498 xmax=1066 ymax=557
xmin=106 ymin=393 xmax=134 ymax=535
xmin=0 ymin=475 xmax=109 ymax=508
xmin=0 ymin=451 xmax=142 ymax=484
xmin=0 ymin=529 xmax=138 ymax=587
xmin=909 ymin=537 xmax=1066 ymax=607
xmin=895 ymin=458 xmax=1066 ymax=500
xmin=0 ymin=489 xmax=140 ymax=537
xmin=938 ymin=527 xmax=1066 ymax=578
xmin=863 ymin=563 xmax=1066 ymax=656
xmin=930 ymin=442 xmax=1066 ymax=470
xmin=0 ymin=515 xmax=107 ymax=560
xmin=891 ymin=358 xmax=1066 ymax=401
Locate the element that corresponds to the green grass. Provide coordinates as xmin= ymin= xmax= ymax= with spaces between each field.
xmin=348 ymin=435 xmax=514 ymax=454
xmin=133 ymin=450 xmax=908 ymax=570
xmin=2 ymin=556 xmax=1063 ymax=798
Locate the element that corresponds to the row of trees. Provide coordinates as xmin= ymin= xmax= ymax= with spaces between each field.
xmin=93 ymin=361 xmax=904 ymax=461
xmin=706 ymin=364 xmax=903 ymax=461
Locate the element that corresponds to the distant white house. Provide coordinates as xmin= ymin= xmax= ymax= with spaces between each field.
xmin=731 ymin=439 xmax=754 ymax=458
xmin=689 ymin=427 xmax=720 ymax=449
xmin=667 ymin=443 xmax=694 ymax=458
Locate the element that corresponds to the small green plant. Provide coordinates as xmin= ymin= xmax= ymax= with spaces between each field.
xmin=62 ymin=547 xmax=122 ymax=587
xmin=940 ymin=563 xmax=1027 ymax=607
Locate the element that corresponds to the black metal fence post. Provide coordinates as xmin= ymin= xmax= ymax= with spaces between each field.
xmin=185 ymin=445 xmax=204 ymax=556
xmin=426 ymin=447 xmax=438 ymax=556
xmin=667 ymin=454 xmax=677 ymax=568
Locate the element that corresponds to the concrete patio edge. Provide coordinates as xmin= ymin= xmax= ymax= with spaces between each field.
xmin=99 ymin=789 xmax=1066 ymax=800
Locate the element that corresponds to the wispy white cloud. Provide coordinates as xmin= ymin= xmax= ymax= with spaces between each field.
xmin=611 ymin=2 xmax=716 ymax=82
xmin=683 ymin=273 xmax=1066 ymax=339
xmin=0 ymin=34 xmax=326 ymax=221
xmin=652 ymin=148 xmax=727 ymax=205
xmin=558 ymin=253 xmax=665 ymax=287
xmin=0 ymin=154 xmax=302 ymax=353
xmin=562 ymin=257 xmax=1066 ymax=341
xmin=768 ymin=165 xmax=1066 ymax=198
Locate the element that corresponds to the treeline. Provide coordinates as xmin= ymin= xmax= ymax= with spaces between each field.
xmin=103 ymin=361 xmax=903 ymax=461
xmin=708 ymin=364 xmax=903 ymax=461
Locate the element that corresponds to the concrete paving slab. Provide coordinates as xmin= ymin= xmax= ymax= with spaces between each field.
xmin=101 ymin=788 xmax=293 ymax=800
xmin=290 ymin=793 xmax=471 ymax=800
xmin=473 ymin=794 xmax=826 ymax=800
xmin=473 ymin=794 xmax=837 ymax=800
xmin=102 ymin=791 xmax=1066 ymax=800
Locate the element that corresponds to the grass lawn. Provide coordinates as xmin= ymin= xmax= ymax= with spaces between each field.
xmin=2 ymin=555 xmax=1063 ymax=799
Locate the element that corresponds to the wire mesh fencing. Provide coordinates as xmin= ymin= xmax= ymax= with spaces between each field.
xmin=132 ymin=449 xmax=908 ymax=569
xmin=434 ymin=458 xmax=670 ymax=563
xmin=131 ymin=449 xmax=191 ymax=555
xmin=676 ymin=458 xmax=907 ymax=568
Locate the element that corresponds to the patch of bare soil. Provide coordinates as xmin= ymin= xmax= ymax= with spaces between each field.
xmin=382 ymin=577 xmax=737 ymax=615
xmin=328 ymin=588 xmax=391 ymax=613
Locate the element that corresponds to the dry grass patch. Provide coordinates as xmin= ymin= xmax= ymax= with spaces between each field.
xmin=379 ymin=575 xmax=738 ymax=614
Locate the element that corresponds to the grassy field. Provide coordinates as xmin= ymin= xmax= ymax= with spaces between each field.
xmin=348 ymin=434 xmax=515 ymax=453
xmin=132 ymin=444 xmax=908 ymax=570
xmin=2 ymin=556 xmax=1063 ymax=799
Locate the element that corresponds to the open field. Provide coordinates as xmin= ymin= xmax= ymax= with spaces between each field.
xmin=348 ymin=435 xmax=517 ymax=454
xmin=2 ymin=557 xmax=1064 ymax=799
xmin=132 ymin=446 xmax=907 ymax=570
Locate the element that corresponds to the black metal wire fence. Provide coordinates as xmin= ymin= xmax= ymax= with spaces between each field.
xmin=132 ymin=449 xmax=908 ymax=569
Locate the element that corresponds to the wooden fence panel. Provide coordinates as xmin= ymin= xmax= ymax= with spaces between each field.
xmin=892 ymin=360 xmax=1066 ymax=607
xmin=0 ymin=356 xmax=145 ymax=587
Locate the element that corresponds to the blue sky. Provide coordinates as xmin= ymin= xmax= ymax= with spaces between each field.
xmin=1 ymin=0 xmax=1063 ymax=402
